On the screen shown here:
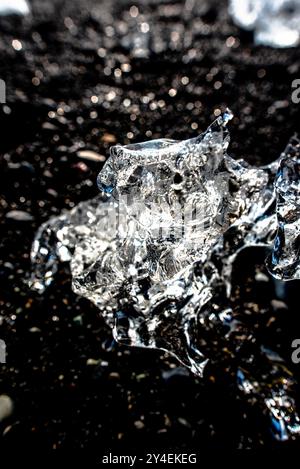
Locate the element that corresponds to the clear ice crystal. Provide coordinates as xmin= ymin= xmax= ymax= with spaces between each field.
xmin=30 ymin=112 xmax=300 ymax=440
xmin=229 ymin=0 xmax=300 ymax=47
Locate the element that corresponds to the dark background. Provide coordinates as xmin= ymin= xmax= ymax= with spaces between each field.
xmin=0 ymin=0 xmax=300 ymax=458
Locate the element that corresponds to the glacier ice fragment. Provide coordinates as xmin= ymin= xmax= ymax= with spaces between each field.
xmin=29 ymin=112 xmax=300 ymax=440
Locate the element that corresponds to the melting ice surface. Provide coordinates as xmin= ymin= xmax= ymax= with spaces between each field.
xmin=30 ymin=112 xmax=300 ymax=441
xmin=229 ymin=0 xmax=300 ymax=47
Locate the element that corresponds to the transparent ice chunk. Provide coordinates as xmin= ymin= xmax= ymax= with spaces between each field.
xmin=229 ymin=0 xmax=300 ymax=47
xmin=29 ymin=112 xmax=300 ymax=440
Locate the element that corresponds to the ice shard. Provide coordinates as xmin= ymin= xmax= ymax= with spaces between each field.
xmin=229 ymin=0 xmax=300 ymax=47
xmin=29 ymin=112 xmax=300 ymax=440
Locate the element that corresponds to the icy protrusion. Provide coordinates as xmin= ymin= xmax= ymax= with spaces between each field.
xmin=229 ymin=0 xmax=300 ymax=47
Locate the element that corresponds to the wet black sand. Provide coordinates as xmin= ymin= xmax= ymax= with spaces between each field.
xmin=0 ymin=0 xmax=300 ymax=459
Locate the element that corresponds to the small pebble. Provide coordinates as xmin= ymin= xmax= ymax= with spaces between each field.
xmin=86 ymin=358 xmax=100 ymax=366
xmin=101 ymin=133 xmax=117 ymax=143
xmin=134 ymin=420 xmax=145 ymax=430
xmin=0 ymin=395 xmax=13 ymax=422
xmin=255 ymin=272 xmax=269 ymax=282
xmin=5 ymin=210 xmax=33 ymax=221
xmin=178 ymin=417 xmax=191 ymax=428
xmin=77 ymin=150 xmax=106 ymax=162
xmin=271 ymin=299 xmax=288 ymax=311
